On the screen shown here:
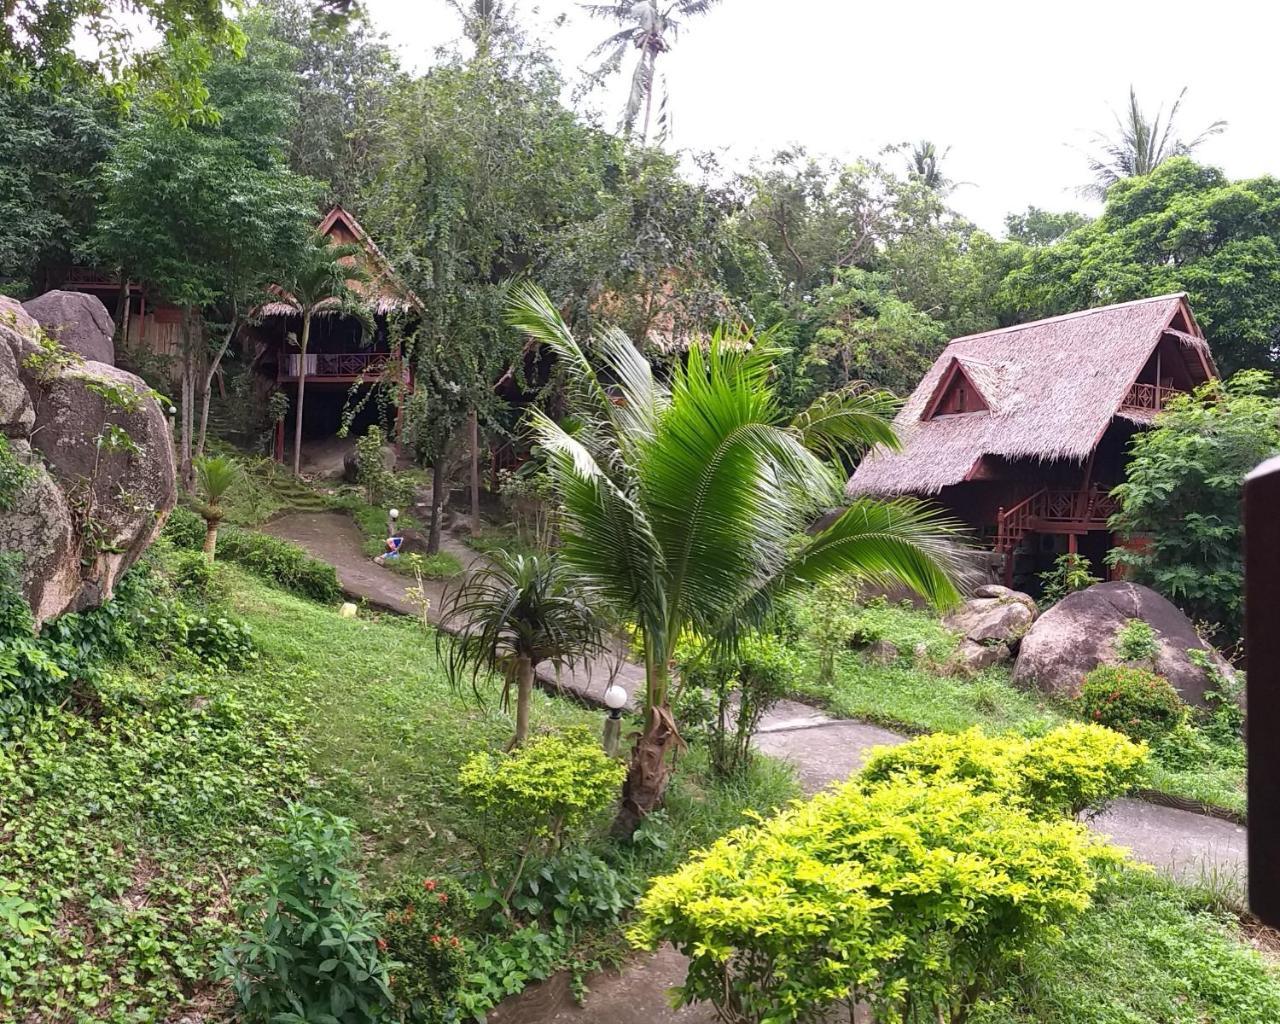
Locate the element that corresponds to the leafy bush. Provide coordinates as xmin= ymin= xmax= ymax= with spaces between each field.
xmin=1078 ymin=665 xmax=1184 ymax=743
xmin=680 ymin=631 xmax=798 ymax=777
xmin=172 ymin=609 xmax=259 ymax=671
xmin=170 ymin=548 xmax=220 ymax=599
xmin=511 ymin=847 xmax=636 ymax=930
xmin=1038 ymin=552 xmax=1100 ymax=606
xmin=395 ymin=551 xmax=463 ymax=580
xmin=219 ymin=804 xmax=393 ymax=1023
xmin=1114 ymin=617 xmax=1159 ymax=662
xmin=162 ymin=504 xmax=207 ymax=550
xmin=861 ymin=722 xmax=1148 ymax=818
xmin=216 ymin=527 xmax=341 ymax=603
xmin=457 ymin=729 xmax=626 ymax=918
xmin=630 ymin=775 xmax=1121 ymax=1024
xmin=164 ymin=509 xmax=341 ymax=603
xmin=378 ymin=876 xmax=472 ymax=1023
xmin=1109 ymin=370 xmax=1280 ymax=644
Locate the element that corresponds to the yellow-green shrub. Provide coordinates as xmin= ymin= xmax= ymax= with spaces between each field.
xmin=457 ymin=728 xmax=627 ymax=917
xmin=860 ymin=722 xmax=1148 ymax=817
xmin=630 ymin=776 xmax=1122 ymax=1024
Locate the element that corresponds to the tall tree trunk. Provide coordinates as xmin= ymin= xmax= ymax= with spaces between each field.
xmin=513 ymin=654 xmax=534 ymax=747
xmin=178 ymin=309 xmax=196 ymax=492
xmin=639 ymin=48 xmax=657 ymax=146
xmin=292 ymin=310 xmax=312 ymax=477
xmin=613 ymin=702 xmax=680 ymax=837
xmin=427 ymin=459 xmax=443 ymax=554
xmin=197 ymin=315 xmax=237 ymax=459
xmin=469 ymin=409 xmax=480 ymax=533
xmin=202 ymin=517 xmax=219 ymax=561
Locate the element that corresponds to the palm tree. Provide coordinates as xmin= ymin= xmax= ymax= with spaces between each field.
xmin=278 ymin=233 xmax=373 ymax=477
xmin=193 ymin=455 xmax=239 ymax=560
xmin=585 ymin=0 xmax=722 ymax=145
xmin=908 ymin=140 xmax=951 ymax=190
xmin=1084 ymin=86 xmax=1226 ymax=199
xmin=507 ymin=283 xmax=971 ymax=833
xmin=438 ymin=552 xmax=606 ymax=748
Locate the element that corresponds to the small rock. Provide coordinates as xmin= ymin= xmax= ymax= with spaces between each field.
xmin=944 ymin=595 xmax=1035 ymax=647
xmin=952 ymin=639 xmax=1011 ymax=672
xmin=972 ymin=584 xmax=1039 ymax=618
xmin=866 ymin=639 xmax=899 ymax=664
xmin=339 ymin=602 xmax=359 ymax=618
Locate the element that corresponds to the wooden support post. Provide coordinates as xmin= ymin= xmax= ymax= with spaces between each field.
xmin=1067 ymin=533 xmax=1078 ymax=555
xmin=1245 ymin=455 xmax=1280 ymax=926
xmin=469 ymin=409 xmax=480 ymax=534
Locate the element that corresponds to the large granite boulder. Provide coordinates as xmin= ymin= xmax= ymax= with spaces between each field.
xmin=22 ymin=290 xmax=115 ymax=365
xmin=1012 ymin=581 xmax=1234 ymax=706
xmin=944 ymin=586 xmax=1037 ymax=648
xmin=0 ymin=296 xmax=175 ymax=625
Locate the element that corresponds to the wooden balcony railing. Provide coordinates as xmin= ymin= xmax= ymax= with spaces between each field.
xmin=1122 ymin=381 xmax=1180 ymax=413
xmin=996 ymin=486 xmax=1121 ymax=553
xmin=281 ymin=352 xmax=396 ymax=380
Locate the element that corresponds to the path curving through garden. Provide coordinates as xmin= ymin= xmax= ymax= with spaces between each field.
xmin=262 ymin=510 xmax=1248 ymax=1024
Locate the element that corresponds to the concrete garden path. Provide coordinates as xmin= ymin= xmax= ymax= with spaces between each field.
xmin=262 ymin=509 xmax=1248 ymax=1024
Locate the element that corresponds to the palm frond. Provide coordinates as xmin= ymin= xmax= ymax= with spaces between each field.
xmin=789 ymin=383 xmax=902 ymax=461
xmin=193 ymin=455 xmax=239 ymax=505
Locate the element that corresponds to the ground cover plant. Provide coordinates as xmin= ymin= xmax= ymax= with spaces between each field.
xmin=632 ymin=724 xmax=1280 ymax=1024
xmin=0 ymin=536 xmax=800 ymax=1021
xmin=785 ymin=591 xmax=1247 ymax=815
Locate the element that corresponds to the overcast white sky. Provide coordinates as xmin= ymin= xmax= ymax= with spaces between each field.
xmin=362 ymin=0 xmax=1278 ymax=234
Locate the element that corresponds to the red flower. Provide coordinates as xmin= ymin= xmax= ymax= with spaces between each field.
xmin=423 ymin=879 xmax=437 ymax=891
xmin=450 ymin=936 xmax=460 ymax=948
xmin=377 ymin=937 xmax=388 ymax=951
xmin=437 ymin=892 xmax=448 ymax=904
xmin=431 ymin=934 xmax=441 ymax=945
xmin=1093 ymin=709 xmax=1102 ymax=719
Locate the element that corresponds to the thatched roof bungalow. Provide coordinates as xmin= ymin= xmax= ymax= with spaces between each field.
xmin=847 ymin=293 xmax=1216 ymax=586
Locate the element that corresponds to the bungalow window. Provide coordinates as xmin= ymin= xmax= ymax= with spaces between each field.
xmin=925 ymin=361 xmax=989 ymax=419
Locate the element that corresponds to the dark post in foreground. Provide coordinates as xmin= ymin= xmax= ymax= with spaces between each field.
xmin=1245 ymin=455 xmax=1280 ymax=926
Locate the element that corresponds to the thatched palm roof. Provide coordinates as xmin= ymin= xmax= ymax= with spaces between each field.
xmin=258 ymin=205 xmax=422 ymax=318
xmin=847 ymin=293 xmax=1215 ymax=496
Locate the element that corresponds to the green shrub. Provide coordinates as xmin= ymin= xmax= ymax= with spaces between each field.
xmin=680 ymin=631 xmax=798 ymax=777
xmin=457 ymin=729 xmax=627 ymax=919
xmin=630 ymin=775 xmax=1121 ymax=1024
xmin=219 ymin=804 xmax=394 ymax=1023
xmin=170 ymin=549 xmax=229 ymax=603
xmin=1114 ymin=617 xmax=1159 ymax=662
xmin=861 ymin=722 xmax=1148 ymax=818
xmin=172 ymin=609 xmax=259 ymax=671
xmin=1078 ymin=665 xmax=1184 ymax=743
xmin=511 ymin=847 xmax=636 ymax=930
xmin=378 ymin=876 xmax=472 ymax=1023
xmin=162 ymin=504 xmax=207 ymax=550
xmin=216 ymin=527 xmax=342 ymax=603
xmin=165 ymin=509 xmax=340 ymax=602
xmin=1038 ymin=552 xmax=1100 ymax=606
xmin=395 ymin=551 xmax=464 ymax=580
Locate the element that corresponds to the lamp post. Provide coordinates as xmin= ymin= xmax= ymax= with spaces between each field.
xmin=602 ymin=683 xmax=627 ymax=757
xmin=388 ymin=506 xmax=400 ymax=537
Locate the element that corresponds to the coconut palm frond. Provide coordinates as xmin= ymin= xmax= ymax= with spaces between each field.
xmin=789 ymin=384 xmax=902 ymax=462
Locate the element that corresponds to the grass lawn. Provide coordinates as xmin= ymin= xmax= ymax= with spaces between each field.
xmin=788 ymin=600 xmax=1246 ymax=816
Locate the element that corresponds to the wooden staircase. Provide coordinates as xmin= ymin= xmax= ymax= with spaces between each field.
xmin=995 ymin=486 xmax=1121 ymax=581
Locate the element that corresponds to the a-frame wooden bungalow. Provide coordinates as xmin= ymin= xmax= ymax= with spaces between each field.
xmin=847 ymin=293 xmax=1218 ymax=588
xmin=251 ymin=205 xmax=423 ymax=465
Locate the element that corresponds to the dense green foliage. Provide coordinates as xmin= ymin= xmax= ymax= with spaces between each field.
xmin=861 ymin=723 xmax=1149 ymax=818
xmin=1109 ymin=371 xmax=1280 ymax=641
xmin=1077 ymin=666 xmax=1185 ymax=743
xmin=1038 ymin=552 xmax=1101 ymax=606
xmin=1001 ymin=159 xmax=1280 ymax=375
xmin=220 ymin=804 xmax=394 ymax=1023
xmin=631 ymin=733 xmax=1135 ymax=1024
xmin=377 ymin=876 xmax=473 ymax=1023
